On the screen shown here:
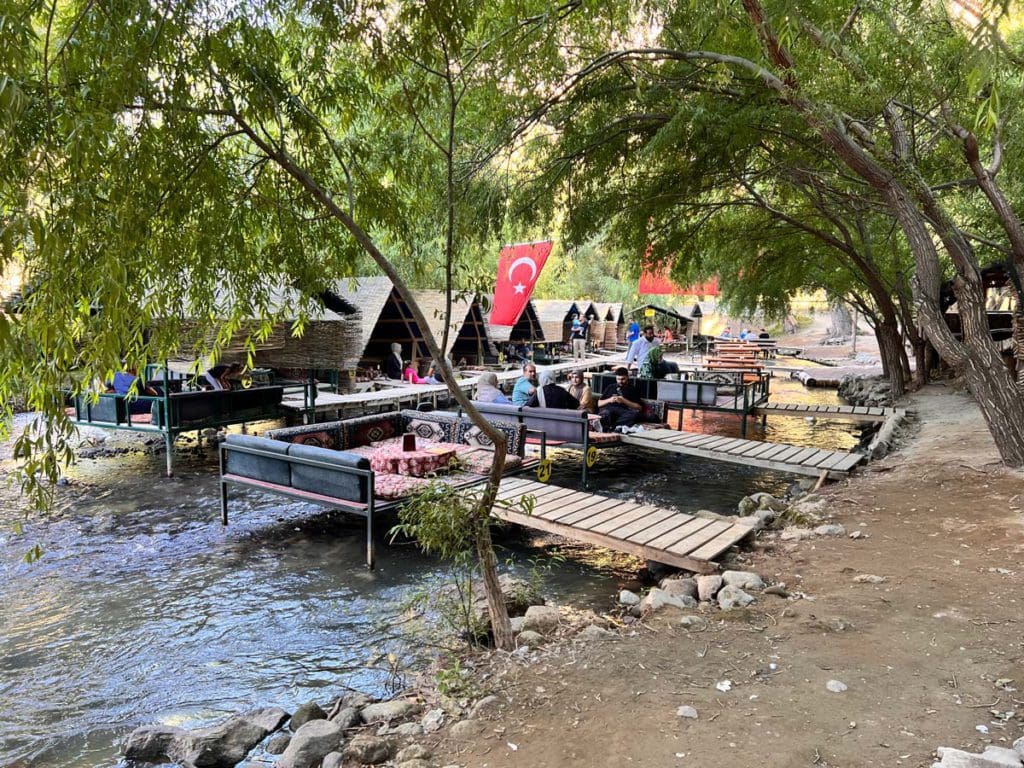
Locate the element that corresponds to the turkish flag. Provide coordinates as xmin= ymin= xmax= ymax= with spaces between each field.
xmin=491 ymin=240 xmax=552 ymax=325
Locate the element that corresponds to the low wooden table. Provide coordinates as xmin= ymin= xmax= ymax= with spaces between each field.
xmin=369 ymin=441 xmax=460 ymax=477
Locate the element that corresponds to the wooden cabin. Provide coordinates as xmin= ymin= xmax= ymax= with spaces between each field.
xmin=485 ymin=296 xmax=543 ymax=345
xmin=531 ymin=299 xmax=581 ymax=347
xmin=606 ymin=302 xmax=625 ymax=349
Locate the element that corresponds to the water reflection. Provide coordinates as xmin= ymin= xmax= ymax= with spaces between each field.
xmin=0 ymin=375 xmax=863 ymax=767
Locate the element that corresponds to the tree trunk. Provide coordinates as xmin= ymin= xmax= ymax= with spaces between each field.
xmin=960 ymin=346 xmax=1024 ymax=465
xmin=875 ymin=317 xmax=907 ymax=397
xmin=1014 ymin=303 xmax=1024 ymax=386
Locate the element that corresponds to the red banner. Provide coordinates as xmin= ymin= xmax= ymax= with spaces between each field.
xmin=639 ymin=264 xmax=719 ymax=296
xmin=491 ymin=240 xmax=552 ymax=325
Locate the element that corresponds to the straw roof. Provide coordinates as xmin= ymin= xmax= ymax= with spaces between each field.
xmin=177 ymin=284 xmax=362 ymax=370
xmin=484 ymin=296 xmax=543 ymax=343
xmin=325 ymin=276 xmax=396 ymax=359
xmin=532 ymin=299 xmax=580 ymax=343
xmin=409 ymin=289 xmax=496 ymax=361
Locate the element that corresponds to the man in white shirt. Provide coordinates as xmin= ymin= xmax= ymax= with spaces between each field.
xmin=625 ymin=325 xmax=679 ymax=377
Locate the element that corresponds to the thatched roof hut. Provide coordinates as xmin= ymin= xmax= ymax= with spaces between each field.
xmin=178 ymin=285 xmax=362 ymax=372
xmin=606 ymin=302 xmax=625 ymax=347
xmin=485 ymin=296 xmax=543 ymax=344
xmin=325 ymin=277 xmax=497 ymax=370
xmin=588 ymin=302 xmax=610 ymax=348
xmin=532 ymin=299 xmax=581 ymax=344
xmin=410 ymin=289 xmax=497 ymax=365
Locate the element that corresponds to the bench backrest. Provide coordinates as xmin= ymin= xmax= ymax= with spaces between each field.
xmin=223 ymin=433 xmax=370 ymax=503
xmin=471 ymin=401 xmax=589 ymax=444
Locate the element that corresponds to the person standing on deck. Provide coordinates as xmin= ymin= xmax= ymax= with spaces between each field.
xmin=512 ymin=361 xmax=539 ymax=405
xmin=627 ymin=318 xmax=641 ymax=345
xmin=383 ymin=343 xmax=404 ymax=380
xmin=570 ymin=314 xmax=586 ymax=360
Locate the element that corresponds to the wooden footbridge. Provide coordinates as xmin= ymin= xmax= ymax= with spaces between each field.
xmin=753 ymin=403 xmax=906 ymax=423
xmin=620 ymin=429 xmax=864 ymax=478
xmin=492 ymin=477 xmax=757 ymax=573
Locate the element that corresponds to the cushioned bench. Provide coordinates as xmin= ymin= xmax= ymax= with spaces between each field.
xmin=220 ymin=409 xmax=531 ymax=568
xmin=151 ymin=386 xmax=284 ymax=428
xmin=592 ymin=373 xmax=717 ymax=406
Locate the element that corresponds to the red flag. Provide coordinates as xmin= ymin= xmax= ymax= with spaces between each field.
xmin=491 ymin=240 xmax=552 ymax=325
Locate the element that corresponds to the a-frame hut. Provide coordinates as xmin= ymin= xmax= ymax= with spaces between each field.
xmin=485 ymin=296 xmax=543 ymax=345
xmin=587 ymin=302 xmax=609 ymax=348
xmin=409 ymin=289 xmax=497 ymax=366
xmin=325 ymin=277 xmax=497 ymax=373
xmin=179 ymin=285 xmax=362 ymax=376
xmin=606 ymin=303 xmax=625 ymax=349
xmin=532 ymin=299 xmax=580 ymax=345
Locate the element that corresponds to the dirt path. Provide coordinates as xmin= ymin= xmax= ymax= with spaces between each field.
xmin=428 ymin=383 xmax=1024 ymax=767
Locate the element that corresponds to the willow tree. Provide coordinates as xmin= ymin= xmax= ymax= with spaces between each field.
xmin=0 ymin=0 xmax=571 ymax=648
xmin=515 ymin=0 xmax=1024 ymax=463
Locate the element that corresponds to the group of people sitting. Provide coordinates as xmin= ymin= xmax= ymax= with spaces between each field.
xmin=475 ymin=363 xmax=645 ymax=432
xmin=104 ymin=361 xmax=245 ymax=414
xmin=721 ymin=327 xmax=771 ymax=340
xmin=382 ymin=343 xmax=446 ymax=385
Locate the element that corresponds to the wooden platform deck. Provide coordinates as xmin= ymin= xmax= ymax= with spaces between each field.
xmin=492 ymin=477 xmax=756 ymax=573
xmin=620 ymin=429 xmax=864 ymax=477
xmin=753 ymin=403 xmax=906 ymax=422
xmin=280 ymin=356 xmax=614 ymax=416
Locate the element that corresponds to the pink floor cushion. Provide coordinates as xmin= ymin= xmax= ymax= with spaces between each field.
xmin=373 ymin=473 xmax=433 ymax=500
xmin=588 ymin=431 xmax=621 ymax=445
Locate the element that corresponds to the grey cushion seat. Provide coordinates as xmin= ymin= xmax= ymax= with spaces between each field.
xmin=287 ymin=443 xmax=370 ymax=503
xmin=224 ymin=434 xmax=291 ymax=486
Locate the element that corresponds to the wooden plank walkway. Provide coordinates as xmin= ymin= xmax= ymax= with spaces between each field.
xmin=753 ymin=403 xmax=906 ymax=423
xmin=491 ymin=477 xmax=756 ymax=573
xmin=619 ymin=429 xmax=864 ymax=477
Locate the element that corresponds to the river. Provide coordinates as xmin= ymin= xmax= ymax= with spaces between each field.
xmin=0 ymin=377 xmax=862 ymax=767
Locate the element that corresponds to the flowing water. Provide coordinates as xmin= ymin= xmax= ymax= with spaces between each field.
xmin=0 ymin=376 xmax=862 ymax=767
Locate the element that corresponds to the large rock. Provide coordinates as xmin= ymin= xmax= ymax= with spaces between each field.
xmin=450 ymin=719 xmax=486 ymax=739
xmin=289 ymin=702 xmax=328 ymax=730
xmin=659 ymin=578 xmax=698 ymax=599
xmin=814 ymin=523 xmax=847 ymax=537
xmin=696 ymin=575 xmax=723 ymax=602
xmin=123 ymin=725 xmax=186 ymax=763
xmin=516 ymin=629 xmax=545 ymax=647
xmin=360 ymin=700 xmax=419 ymax=724
xmin=717 ymin=585 xmax=755 ymax=610
xmin=722 ymin=570 xmax=764 ymax=591
xmin=640 ymin=588 xmax=697 ymax=613
xmin=458 ymin=574 xmax=544 ymax=625
xmin=341 ymin=734 xmax=395 ymax=765
xmin=750 ymin=492 xmax=788 ymax=512
xmin=277 ymin=720 xmax=344 ymax=768
xmin=521 ymin=604 xmax=560 ymax=634
xmin=321 ymin=752 xmax=344 ymax=768
xmin=329 ymin=706 xmax=361 ymax=731
xmin=469 ymin=695 xmax=501 ymax=720
xmin=932 ymin=746 xmax=1023 ymax=767
xmin=171 ymin=708 xmax=290 ymax=768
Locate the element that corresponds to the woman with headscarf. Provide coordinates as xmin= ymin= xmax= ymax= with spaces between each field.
xmin=475 ymin=372 xmax=510 ymax=403
xmin=567 ymin=369 xmax=596 ymax=413
xmin=383 ymin=343 xmax=404 ymax=380
xmin=638 ymin=345 xmax=663 ymax=379
xmin=525 ymin=371 xmax=580 ymax=410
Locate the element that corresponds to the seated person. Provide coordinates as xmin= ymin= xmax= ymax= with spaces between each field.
xmin=424 ymin=359 xmax=445 ymax=385
xmin=598 ymin=367 xmax=642 ymax=431
xmin=476 ymin=372 xmax=511 ymax=404
xmin=204 ymin=362 xmax=244 ymax=391
xmin=511 ymin=362 xmax=538 ymax=406
xmin=638 ymin=345 xmax=679 ymax=379
xmin=739 ymin=328 xmax=751 ymax=340
xmin=403 ymin=361 xmax=429 ymax=384
xmin=721 ymin=326 xmax=733 ymax=339
xmin=383 ymin=343 xmax=404 ymax=380
xmin=109 ymin=367 xmax=162 ymax=413
xmin=663 ymin=327 xmax=674 ymax=342
xmin=758 ymin=328 xmax=770 ymax=339
xmin=525 ymin=371 xmax=580 ymax=410
xmin=566 ymin=369 xmax=596 ymax=413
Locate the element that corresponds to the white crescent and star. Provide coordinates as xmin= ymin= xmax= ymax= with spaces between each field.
xmin=507 ymin=255 xmax=537 ymax=295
